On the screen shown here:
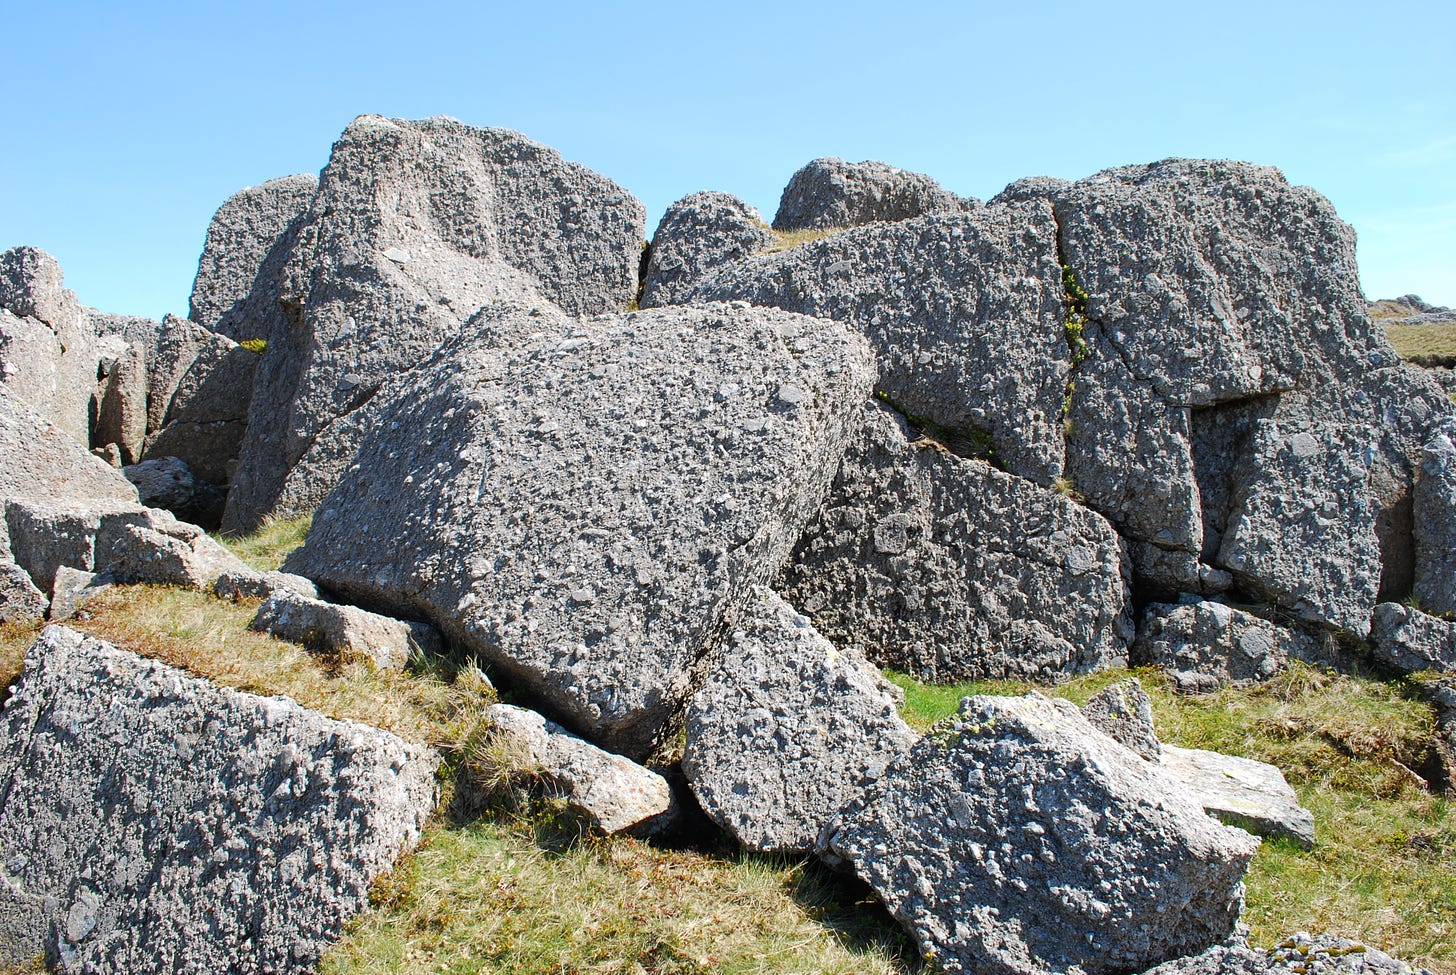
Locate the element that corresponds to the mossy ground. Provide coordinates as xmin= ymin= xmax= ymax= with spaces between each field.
xmin=1385 ymin=322 xmax=1456 ymax=367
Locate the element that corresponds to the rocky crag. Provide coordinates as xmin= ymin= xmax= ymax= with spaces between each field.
xmin=0 ymin=117 xmax=1450 ymax=973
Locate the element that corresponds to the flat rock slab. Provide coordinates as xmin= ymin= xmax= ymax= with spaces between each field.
xmin=780 ymin=399 xmax=1131 ymax=682
xmin=1159 ymin=744 xmax=1315 ymax=849
xmin=1133 ymin=600 xmax=1330 ymax=693
xmin=1370 ymin=602 xmax=1456 ymax=674
xmin=486 ymin=704 xmax=670 ymax=835
xmin=682 ymin=587 xmax=916 ymax=853
xmin=818 ymin=693 xmax=1259 ymax=975
xmin=0 ymin=626 xmax=437 ymax=973
xmin=287 ymin=300 xmax=874 ymax=757
xmin=251 ymin=588 xmax=441 ymax=670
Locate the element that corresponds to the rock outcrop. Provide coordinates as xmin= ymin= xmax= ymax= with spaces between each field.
xmin=0 ymin=246 xmax=97 ymax=444
xmin=286 ymin=300 xmax=873 ymax=757
xmin=640 ymin=191 xmax=775 ymax=308
xmin=780 ymin=399 xmax=1131 ymax=681
xmin=772 ymin=157 xmax=965 ymax=231
xmin=0 ymin=626 xmax=437 ymax=973
xmin=223 ymin=115 xmax=646 ymax=532
xmin=681 ymin=587 xmax=916 ymax=852
xmin=1133 ymin=600 xmax=1331 ymax=693
xmin=818 ymin=693 xmax=1260 ymax=975
xmin=1370 ymin=602 xmax=1456 ymax=673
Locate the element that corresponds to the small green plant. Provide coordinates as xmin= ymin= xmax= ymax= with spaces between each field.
xmin=1059 ymin=265 xmax=1092 ymax=423
xmin=1051 ymin=475 xmax=1084 ymax=502
xmin=239 ymin=338 xmax=268 ymax=354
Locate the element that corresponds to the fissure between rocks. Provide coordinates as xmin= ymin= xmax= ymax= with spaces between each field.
xmin=872 ymin=389 xmax=999 ymax=467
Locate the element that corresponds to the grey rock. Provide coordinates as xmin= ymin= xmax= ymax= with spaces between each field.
xmin=0 ymin=398 xmax=138 ymax=506
xmin=1414 ymin=419 xmax=1456 ymax=615
xmin=1160 ymin=744 xmax=1315 ymax=849
xmin=0 ymin=626 xmax=437 ymax=973
xmin=213 ymin=567 xmax=319 ymax=602
xmin=224 ymin=116 xmax=646 ymax=531
xmin=1133 ymin=601 xmax=1330 ymax=693
xmin=681 ymin=587 xmax=916 ymax=853
xmin=286 ymin=300 xmax=874 ymax=757
xmin=1142 ymin=945 xmax=1272 ymax=975
xmin=1082 ymin=677 xmax=1161 ymax=760
xmin=46 ymin=566 xmax=113 ymax=621
xmin=780 ymin=399 xmax=1131 ymax=682
xmin=0 ymin=309 xmax=61 ymax=421
xmin=486 ymin=704 xmax=671 ymax=835
xmin=0 ymin=526 xmax=47 ymax=624
xmin=1369 ymin=602 xmax=1456 ymax=673
xmin=639 ymin=191 xmax=775 ymax=308
xmin=684 ymin=201 xmax=1071 ymax=485
xmin=250 ymin=588 xmax=441 ymax=670
xmin=92 ymin=335 xmax=149 ymax=464
xmin=1217 ymin=420 xmax=1380 ymax=637
xmin=0 ymin=247 xmax=97 ymax=445
xmin=189 ymin=173 xmax=319 ymax=341
xmin=123 ymin=456 xmax=196 ymax=510
xmin=818 ymin=693 xmax=1260 ymax=975
xmin=773 ymin=157 xmax=965 ymax=231
xmin=1266 ymin=932 xmax=1435 ymax=975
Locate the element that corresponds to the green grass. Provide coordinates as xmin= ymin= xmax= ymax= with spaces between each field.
xmin=758 ymin=225 xmax=849 ymax=254
xmin=218 ymin=513 xmax=313 ymax=571
xmin=1385 ymin=322 xmax=1456 ymax=367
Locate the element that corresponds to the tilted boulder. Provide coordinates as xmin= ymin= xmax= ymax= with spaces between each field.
xmin=1160 ymin=745 xmax=1316 ymax=849
xmin=1082 ymin=677 xmax=1160 ymax=760
xmin=1133 ymin=600 xmax=1331 ymax=693
xmin=818 ymin=693 xmax=1259 ymax=975
xmin=0 ymin=626 xmax=437 ymax=973
xmin=224 ymin=115 xmax=646 ymax=532
xmin=486 ymin=704 xmax=672 ymax=835
xmin=683 ymin=200 xmax=1071 ymax=485
xmin=779 ymin=399 xmax=1131 ymax=682
xmin=0 ymin=526 xmax=47 ymax=624
xmin=681 ymin=587 xmax=916 ymax=853
xmin=123 ymin=456 xmax=196 ymax=510
xmin=1369 ymin=602 xmax=1456 ymax=674
xmin=0 ymin=398 xmax=138 ymax=507
xmin=773 ymin=157 xmax=965 ymax=231
xmin=639 ymin=191 xmax=775 ymax=308
xmin=0 ymin=247 xmax=97 ymax=444
xmin=1414 ymin=419 xmax=1456 ymax=615
xmin=250 ymin=588 xmax=441 ymax=670
xmin=189 ymin=173 xmax=318 ymax=341
xmin=91 ymin=334 xmax=149 ymax=464
xmin=286 ymin=301 xmax=874 ymax=757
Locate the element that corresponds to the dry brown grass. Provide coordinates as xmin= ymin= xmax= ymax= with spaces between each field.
xmin=1385 ymin=322 xmax=1456 ymax=366
xmin=758 ymin=225 xmax=850 ymax=254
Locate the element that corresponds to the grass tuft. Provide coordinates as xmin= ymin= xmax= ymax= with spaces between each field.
xmin=219 ymin=513 xmax=313 ymax=571
xmin=1385 ymin=322 xmax=1456 ymax=367
xmin=759 ymin=226 xmax=849 ymax=254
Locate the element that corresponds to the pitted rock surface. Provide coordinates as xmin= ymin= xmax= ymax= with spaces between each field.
xmin=189 ymin=173 xmax=319 ymax=341
xmin=0 ymin=399 xmax=138 ymax=507
xmin=0 ymin=247 xmax=97 ymax=444
xmin=1142 ymin=945 xmax=1273 ymax=975
xmin=1414 ymin=419 xmax=1456 ymax=616
xmin=1082 ymin=677 xmax=1161 ymax=760
xmin=684 ymin=201 xmax=1070 ymax=485
xmin=773 ymin=157 xmax=965 ymax=231
xmin=681 ymin=587 xmax=916 ymax=852
xmin=1266 ymin=933 xmax=1435 ymax=975
xmin=779 ymin=400 xmax=1131 ymax=682
xmin=286 ymin=300 xmax=873 ymax=757
xmin=251 ymin=588 xmax=442 ymax=670
xmin=818 ymin=693 xmax=1259 ymax=975
xmin=92 ymin=334 xmax=148 ymax=463
xmin=123 ymin=456 xmax=195 ymax=510
xmin=1370 ymin=602 xmax=1456 ymax=674
xmin=1133 ymin=600 xmax=1330 ymax=693
xmin=0 ymin=526 xmax=47 ymax=624
xmin=224 ymin=115 xmax=646 ymax=531
xmin=0 ymin=626 xmax=437 ymax=973
xmin=640 ymin=191 xmax=775 ymax=308
xmin=1217 ymin=420 xmax=1380 ymax=637
xmin=486 ymin=704 xmax=671 ymax=835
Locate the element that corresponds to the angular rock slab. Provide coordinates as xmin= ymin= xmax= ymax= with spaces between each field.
xmin=1082 ymin=677 xmax=1161 ymax=761
xmin=1370 ymin=602 xmax=1456 ymax=674
xmin=818 ymin=693 xmax=1259 ymax=975
xmin=1159 ymin=744 xmax=1315 ymax=849
xmin=1218 ymin=420 xmax=1380 ymax=638
xmin=1414 ymin=419 xmax=1456 ymax=616
xmin=1133 ymin=600 xmax=1330 ymax=693
xmin=486 ymin=704 xmax=670 ymax=835
xmin=0 ymin=246 xmax=95 ymax=445
xmin=224 ymin=115 xmax=646 ymax=531
xmin=780 ymin=400 xmax=1131 ymax=682
xmin=0 ymin=527 xmax=47 ymax=624
xmin=1142 ymin=945 xmax=1273 ymax=975
xmin=640 ymin=191 xmax=775 ymax=308
xmin=684 ymin=201 xmax=1070 ymax=486
xmin=0 ymin=398 xmax=138 ymax=507
xmin=682 ymin=587 xmax=916 ymax=853
xmin=251 ymin=588 xmax=441 ymax=670
xmin=773 ymin=157 xmax=964 ymax=231
xmin=287 ymin=301 xmax=874 ymax=757
xmin=0 ymin=626 xmax=437 ymax=973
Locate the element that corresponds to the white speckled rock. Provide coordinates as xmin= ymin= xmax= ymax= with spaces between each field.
xmin=1159 ymin=745 xmax=1315 ymax=849
xmin=640 ymin=191 xmax=775 ymax=308
xmin=1133 ymin=601 xmax=1332 ymax=693
xmin=1082 ymin=677 xmax=1161 ymax=761
xmin=0 ymin=247 xmax=96 ymax=445
xmin=1370 ymin=602 xmax=1456 ymax=674
xmin=250 ymin=588 xmax=442 ymax=670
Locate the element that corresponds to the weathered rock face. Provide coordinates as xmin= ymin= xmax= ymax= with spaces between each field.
xmin=1218 ymin=420 xmax=1380 ymax=637
xmin=0 ymin=626 xmax=437 ymax=973
xmin=286 ymin=301 xmax=874 ymax=757
xmin=123 ymin=456 xmax=196 ymax=510
xmin=772 ymin=157 xmax=965 ymax=231
xmin=818 ymin=693 xmax=1259 ymax=975
xmin=681 ymin=587 xmax=916 ymax=853
xmin=639 ymin=191 xmax=775 ymax=308
xmin=1082 ymin=677 xmax=1160 ymax=760
xmin=0 ymin=526 xmax=47 ymax=624
xmin=224 ymin=115 xmax=646 ymax=532
xmin=780 ymin=400 xmax=1131 ymax=682
xmin=683 ymin=201 xmax=1071 ymax=485
xmin=1414 ymin=419 xmax=1456 ymax=616
xmin=0 ymin=399 xmax=138 ymax=507
xmin=250 ymin=588 xmax=441 ymax=670
xmin=1143 ymin=945 xmax=1273 ymax=975
xmin=1266 ymin=933 xmax=1435 ymax=975
xmin=1160 ymin=744 xmax=1316 ymax=849
xmin=486 ymin=704 xmax=672 ymax=835
xmin=189 ymin=173 xmax=319 ymax=341
xmin=1133 ymin=600 xmax=1331 ymax=693
xmin=1370 ymin=602 xmax=1456 ymax=674
xmin=92 ymin=334 xmax=149 ymax=464
xmin=0 ymin=247 xmax=97 ymax=445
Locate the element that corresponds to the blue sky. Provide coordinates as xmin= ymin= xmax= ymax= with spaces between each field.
xmin=2 ymin=0 xmax=1452 ymax=318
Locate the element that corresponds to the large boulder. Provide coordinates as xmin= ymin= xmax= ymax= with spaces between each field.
xmin=818 ymin=693 xmax=1259 ymax=975
xmin=1133 ymin=600 xmax=1332 ymax=693
xmin=286 ymin=301 xmax=874 ymax=757
xmin=0 ymin=626 xmax=436 ymax=973
xmin=1414 ymin=419 xmax=1456 ymax=615
xmin=223 ymin=116 xmax=646 ymax=532
xmin=1369 ymin=602 xmax=1456 ymax=674
xmin=92 ymin=334 xmax=149 ymax=464
xmin=0 ymin=526 xmax=47 ymax=624
xmin=0 ymin=398 xmax=138 ymax=507
xmin=189 ymin=173 xmax=319 ymax=341
xmin=639 ymin=191 xmax=775 ymax=308
xmin=0 ymin=247 xmax=97 ymax=444
xmin=683 ymin=200 xmax=1071 ymax=485
xmin=681 ymin=587 xmax=916 ymax=853
xmin=772 ymin=157 xmax=964 ymax=231
xmin=780 ymin=399 xmax=1131 ymax=681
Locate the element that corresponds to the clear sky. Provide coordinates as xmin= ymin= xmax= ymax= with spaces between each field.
xmin=2 ymin=0 xmax=1452 ymax=319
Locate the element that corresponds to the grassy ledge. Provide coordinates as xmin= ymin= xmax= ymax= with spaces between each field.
xmin=758 ymin=225 xmax=849 ymax=255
